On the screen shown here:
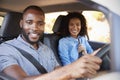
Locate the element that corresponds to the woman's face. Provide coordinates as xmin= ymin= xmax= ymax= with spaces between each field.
xmin=68 ymin=18 xmax=81 ymax=38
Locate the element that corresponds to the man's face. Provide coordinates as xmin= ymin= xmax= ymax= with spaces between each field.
xmin=20 ymin=9 xmax=45 ymax=44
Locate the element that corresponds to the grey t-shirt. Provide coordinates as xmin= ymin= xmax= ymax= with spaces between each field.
xmin=0 ymin=35 xmax=59 ymax=76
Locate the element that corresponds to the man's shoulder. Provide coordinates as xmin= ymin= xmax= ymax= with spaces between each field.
xmin=0 ymin=39 xmax=16 ymax=46
xmin=0 ymin=39 xmax=17 ymax=53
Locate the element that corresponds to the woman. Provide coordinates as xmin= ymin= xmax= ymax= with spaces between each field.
xmin=58 ymin=12 xmax=93 ymax=66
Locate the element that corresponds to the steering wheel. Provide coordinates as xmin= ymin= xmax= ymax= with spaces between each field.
xmin=96 ymin=44 xmax=111 ymax=71
xmin=95 ymin=44 xmax=110 ymax=58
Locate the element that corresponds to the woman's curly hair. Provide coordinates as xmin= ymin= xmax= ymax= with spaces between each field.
xmin=63 ymin=12 xmax=88 ymax=38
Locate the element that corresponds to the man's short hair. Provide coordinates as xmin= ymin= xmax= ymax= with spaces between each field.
xmin=23 ymin=5 xmax=45 ymax=16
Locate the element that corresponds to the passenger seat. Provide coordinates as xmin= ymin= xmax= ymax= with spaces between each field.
xmin=44 ymin=15 xmax=66 ymax=66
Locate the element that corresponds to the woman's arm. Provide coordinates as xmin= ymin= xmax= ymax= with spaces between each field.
xmin=58 ymin=39 xmax=71 ymax=65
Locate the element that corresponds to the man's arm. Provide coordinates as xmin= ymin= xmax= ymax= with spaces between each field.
xmin=3 ymin=54 xmax=102 ymax=80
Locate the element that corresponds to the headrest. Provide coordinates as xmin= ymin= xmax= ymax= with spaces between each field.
xmin=0 ymin=12 xmax=22 ymax=40
xmin=52 ymin=15 xmax=66 ymax=33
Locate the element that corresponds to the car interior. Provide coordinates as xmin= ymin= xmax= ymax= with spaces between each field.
xmin=0 ymin=0 xmax=120 ymax=80
xmin=0 ymin=10 xmax=110 ymax=68
xmin=0 ymin=11 xmax=110 ymax=80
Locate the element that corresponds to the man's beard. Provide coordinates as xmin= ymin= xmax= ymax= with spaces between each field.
xmin=21 ymin=29 xmax=44 ymax=45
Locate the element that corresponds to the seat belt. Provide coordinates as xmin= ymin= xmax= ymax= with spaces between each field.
xmin=5 ymin=43 xmax=47 ymax=74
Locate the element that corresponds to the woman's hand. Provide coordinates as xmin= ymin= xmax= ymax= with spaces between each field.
xmin=78 ymin=44 xmax=87 ymax=55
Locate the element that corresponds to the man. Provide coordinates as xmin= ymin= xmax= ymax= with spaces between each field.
xmin=0 ymin=5 xmax=102 ymax=80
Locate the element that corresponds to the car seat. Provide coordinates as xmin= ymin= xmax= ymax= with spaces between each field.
xmin=0 ymin=12 xmax=22 ymax=43
xmin=44 ymin=15 xmax=66 ymax=66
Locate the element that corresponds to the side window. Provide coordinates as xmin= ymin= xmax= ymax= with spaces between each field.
xmin=0 ymin=16 xmax=4 ymax=28
xmin=0 ymin=11 xmax=6 ymax=28
xmin=82 ymin=11 xmax=110 ymax=43
xmin=0 ymin=16 xmax=4 ymax=36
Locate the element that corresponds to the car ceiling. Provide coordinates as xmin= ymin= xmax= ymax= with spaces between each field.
xmin=92 ymin=0 xmax=120 ymax=16
xmin=0 ymin=0 xmax=97 ymax=16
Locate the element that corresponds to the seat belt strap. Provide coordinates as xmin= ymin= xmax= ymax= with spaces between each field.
xmin=5 ymin=43 xmax=47 ymax=74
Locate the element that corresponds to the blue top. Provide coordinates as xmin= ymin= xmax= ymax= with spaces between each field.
xmin=0 ymin=35 xmax=59 ymax=76
xmin=58 ymin=36 xmax=93 ymax=66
